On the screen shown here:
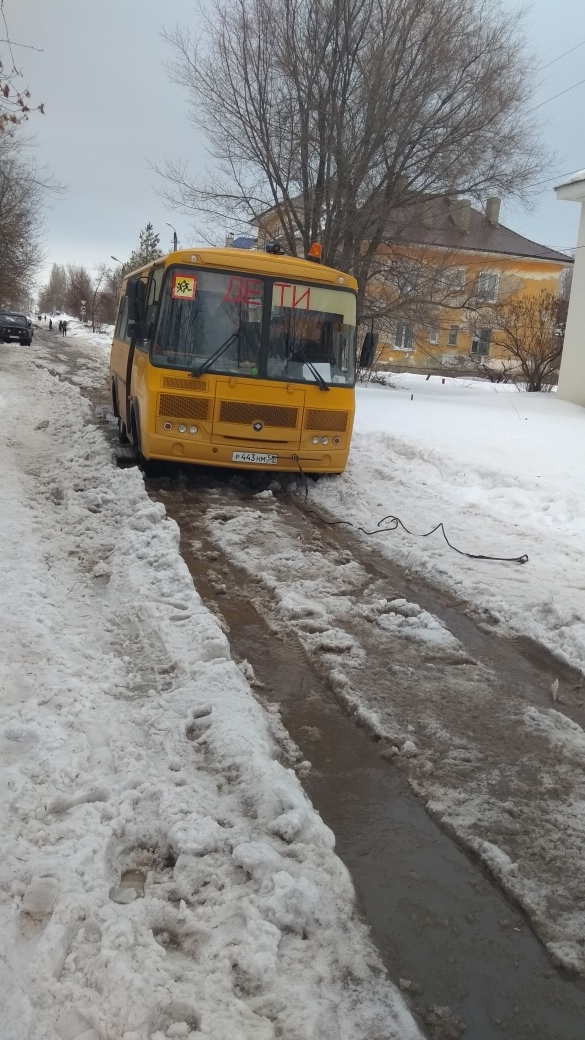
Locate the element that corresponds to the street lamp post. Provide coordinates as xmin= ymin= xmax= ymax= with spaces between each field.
xmin=166 ymin=222 xmax=178 ymax=252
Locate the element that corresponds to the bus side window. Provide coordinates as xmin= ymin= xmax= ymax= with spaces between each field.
xmin=131 ymin=276 xmax=149 ymax=349
xmin=114 ymin=296 xmax=124 ymax=339
xmin=146 ymin=266 xmax=164 ymax=327
xmin=115 ymin=294 xmax=130 ymax=343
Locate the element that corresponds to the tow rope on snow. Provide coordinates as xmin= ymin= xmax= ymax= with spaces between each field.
xmin=291 ymin=457 xmax=529 ymax=565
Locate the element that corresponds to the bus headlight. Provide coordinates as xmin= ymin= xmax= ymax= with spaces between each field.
xmin=163 ymin=422 xmax=173 ymax=431
xmin=321 ymin=437 xmax=329 ymax=444
xmin=189 ymin=426 xmax=198 ymax=435
xmin=333 ymin=437 xmax=340 ymax=445
xmin=178 ymin=424 xmax=187 ymax=433
xmin=311 ymin=436 xmax=319 ymax=444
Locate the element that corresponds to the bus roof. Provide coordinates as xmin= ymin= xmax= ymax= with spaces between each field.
xmin=125 ymin=247 xmax=357 ymax=291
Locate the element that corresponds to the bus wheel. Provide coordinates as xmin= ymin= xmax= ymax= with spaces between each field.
xmin=117 ymin=416 xmax=129 ymax=443
xmin=112 ymin=385 xmax=128 ymax=443
xmin=131 ymin=404 xmax=158 ymax=478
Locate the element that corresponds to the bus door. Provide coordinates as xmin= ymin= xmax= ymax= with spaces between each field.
xmin=130 ymin=265 xmax=164 ymax=405
xmin=112 ymin=268 xmax=160 ymax=431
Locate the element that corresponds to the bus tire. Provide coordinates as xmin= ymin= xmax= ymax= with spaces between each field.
xmin=131 ymin=403 xmax=158 ymax=478
xmin=129 ymin=402 xmax=141 ymax=453
xmin=118 ymin=416 xmax=129 ymax=443
xmin=112 ymin=384 xmax=129 ymax=443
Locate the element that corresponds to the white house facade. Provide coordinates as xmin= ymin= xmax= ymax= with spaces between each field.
xmin=556 ymin=170 xmax=585 ymax=406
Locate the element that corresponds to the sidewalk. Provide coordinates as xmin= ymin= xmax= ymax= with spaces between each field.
xmin=0 ymin=342 xmax=420 ymax=1040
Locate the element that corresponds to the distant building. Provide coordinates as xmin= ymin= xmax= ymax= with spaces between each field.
xmin=371 ymin=196 xmax=572 ymax=370
xmin=555 ymin=170 xmax=585 ymax=406
xmin=253 ymin=194 xmax=572 ymax=372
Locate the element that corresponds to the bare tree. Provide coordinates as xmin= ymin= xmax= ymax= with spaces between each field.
xmin=94 ymin=265 xmax=123 ymax=325
xmin=486 ymin=291 xmax=568 ymax=392
xmin=37 ymin=263 xmax=67 ymax=314
xmin=161 ymin=0 xmax=547 ymax=311
xmin=0 ymin=2 xmax=44 ymax=134
xmin=38 ymin=263 xmax=122 ymax=326
xmin=64 ymin=265 xmax=94 ymax=320
xmin=0 ymin=136 xmax=46 ymax=306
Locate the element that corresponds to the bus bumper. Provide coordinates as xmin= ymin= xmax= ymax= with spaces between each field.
xmin=141 ymin=432 xmax=348 ymax=473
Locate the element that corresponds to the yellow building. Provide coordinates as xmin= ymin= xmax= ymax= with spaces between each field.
xmin=253 ymin=195 xmax=573 ymax=372
xmin=374 ymin=196 xmax=573 ymax=370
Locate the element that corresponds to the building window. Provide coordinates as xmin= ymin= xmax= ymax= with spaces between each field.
xmin=429 ymin=326 xmax=439 ymax=345
xmin=441 ymin=267 xmax=465 ymax=290
xmin=477 ymin=271 xmax=499 ymax=302
xmin=397 ymin=261 xmax=421 ymax=295
xmin=471 ymin=328 xmax=491 ymax=356
xmin=394 ymin=323 xmax=414 ymax=351
xmin=448 ymin=324 xmax=459 ymax=346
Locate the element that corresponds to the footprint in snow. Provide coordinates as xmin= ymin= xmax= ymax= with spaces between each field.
xmin=185 ymin=703 xmax=213 ymax=741
xmin=149 ymin=1000 xmax=200 ymax=1039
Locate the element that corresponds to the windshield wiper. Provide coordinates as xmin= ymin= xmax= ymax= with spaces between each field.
xmin=291 ymin=349 xmax=330 ymax=391
xmin=191 ymin=331 xmax=239 ymax=377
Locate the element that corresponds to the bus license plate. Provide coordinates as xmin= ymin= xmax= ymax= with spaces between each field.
xmin=232 ymin=451 xmax=278 ymax=465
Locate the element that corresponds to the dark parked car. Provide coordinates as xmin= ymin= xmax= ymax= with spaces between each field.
xmin=0 ymin=310 xmax=33 ymax=345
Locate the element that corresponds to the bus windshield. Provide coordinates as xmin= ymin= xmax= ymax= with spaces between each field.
xmin=266 ymin=281 xmax=355 ymax=386
xmin=152 ymin=269 xmax=264 ymax=376
xmin=151 ymin=267 xmax=356 ymax=386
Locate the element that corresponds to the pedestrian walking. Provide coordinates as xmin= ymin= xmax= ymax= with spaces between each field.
xmin=58 ymin=320 xmax=63 ymax=332
xmin=49 ymin=319 xmax=53 ymax=331
xmin=62 ymin=320 xmax=67 ymax=336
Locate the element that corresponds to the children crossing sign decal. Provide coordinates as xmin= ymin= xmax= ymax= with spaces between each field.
xmin=171 ymin=273 xmax=197 ymax=300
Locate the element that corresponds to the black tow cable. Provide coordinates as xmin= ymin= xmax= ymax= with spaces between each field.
xmin=291 ymin=456 xmax=529 ymax=565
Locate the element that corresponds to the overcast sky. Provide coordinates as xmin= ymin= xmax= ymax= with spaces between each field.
xmin=8 ymin=0 xmax=585 ymax=289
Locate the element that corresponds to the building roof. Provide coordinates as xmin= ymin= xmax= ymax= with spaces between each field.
xmin=255 ymin=193 xmax=573 ymax=264
xmin=555 ymin=168 xmax=585 ymax=189
xmin=397 ymin=196 xmax=573 ymax=264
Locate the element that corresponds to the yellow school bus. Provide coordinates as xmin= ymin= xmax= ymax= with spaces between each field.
xmin=109 ymin=246 xmax=361 ymax=474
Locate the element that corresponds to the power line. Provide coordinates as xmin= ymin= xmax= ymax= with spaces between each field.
xmin=523 ymin=168 xmax=585 ymax=190
xmin=529 ymin=75 xmax=585 ymax=112
xmin=536 ymin=39 xmax=585 ymax=73
xmin=525 ymin=170 xmax=581 ymax=189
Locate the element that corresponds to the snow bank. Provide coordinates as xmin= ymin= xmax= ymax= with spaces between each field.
xmin=312 ymin=375 xmax=585 ymax=672
xmin=0 ymin=345 xmax=421 ymax=1039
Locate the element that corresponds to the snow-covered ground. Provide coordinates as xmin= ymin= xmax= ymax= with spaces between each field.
xmin=314 ymin=373 xmax=585 ymax=674
xmin=5 ymin=325 xmax=585 ymax=1032
xmin=194 ymin=369 xmax=585 ymax=977
xmin=0 ymin=341 xmax=421 ymax=1039
xmin=203 ymin=487 xmax=585 ymax=977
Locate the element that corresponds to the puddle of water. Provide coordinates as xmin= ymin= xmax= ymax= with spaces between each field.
xmin=156 ymin=489 xmax=585 ymax=1040
xmin=227 ymin=610 xmax=585 ymax=1040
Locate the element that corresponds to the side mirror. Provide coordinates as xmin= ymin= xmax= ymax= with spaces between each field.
xmin=359 ymin=332 xmax=378 ymax=367
xmin=126 ymin=277 xmax=147 ymax=324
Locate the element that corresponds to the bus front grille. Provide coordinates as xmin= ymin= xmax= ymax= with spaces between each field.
xmin=162 ymin=377 xmax=208 ymax=392
xmin=158 ymin=394 xmax=210 ymax=421
xmin=304 ymin=409 xmax=349 ymax=432
xmin=219 ymin=401 xmax=298 ymax=428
